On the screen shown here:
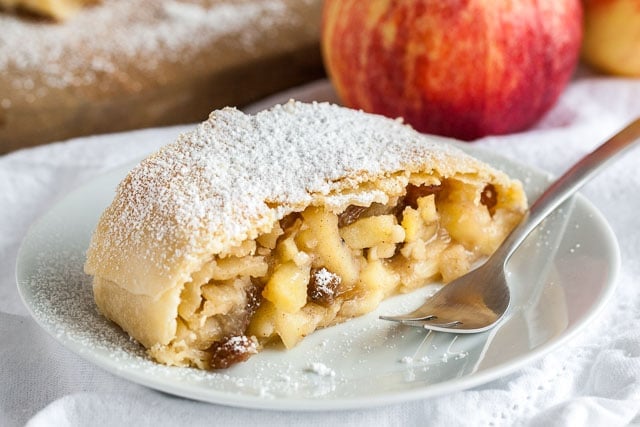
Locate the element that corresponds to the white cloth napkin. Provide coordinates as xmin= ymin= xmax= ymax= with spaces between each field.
xmin=2 ymin=75 xmax=640 ymax=427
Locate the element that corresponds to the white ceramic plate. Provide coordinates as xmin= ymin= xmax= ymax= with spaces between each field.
xmin=16 ymin=144 xmax=620 ymax=411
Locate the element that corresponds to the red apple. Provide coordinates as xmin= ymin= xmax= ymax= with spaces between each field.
xmin=582 ymin=0 xmax=640 ymax=76
xmin=322 ymin=0 xmax=583 ymax=140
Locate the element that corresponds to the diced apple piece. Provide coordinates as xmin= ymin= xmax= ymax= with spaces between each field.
xmin=400 ymin=258 xmax=440 ymax=290
xmin=277 ymin=235 xmax=300 ymax=263
xmin=339 ymin=289 xmax=384 ymax=318
xmin=301 ymin=207 xmax=359 ymax=287
xmin=339 ymin=260 xmax=396 ymax=317
xmin=417 ymin=194 xmax=438 ymax=223
xmin=438 ymin=180 xmax=496 ymax=254
xmin=401 ymin=207 xmax=423 ymax=243
xmin=367 ymin=242 xmax=397 ymax=260
xmin=400 ymin=239 xmax=426 ymax=260
xmin=274 ymin=230 xmax=311 ymax=266
xmin=401 ymin=203 xmax=437 ymax=243
xmin=274 ymin=304 xmax=325 ymax=348
xmin=439 ymin=243 xmax=472 ymax=283
xmin=262 ymin=261 xmax=310 ymax=313
xmin=340 ymin=214 xmax=405 ymax=249
xmin=360 ymin=259 xmax=400 ymax=296
xmin=247 ymin=301 xmax=277 ymax=339
xmin=276 ymin=232 xmax=311 ymax=267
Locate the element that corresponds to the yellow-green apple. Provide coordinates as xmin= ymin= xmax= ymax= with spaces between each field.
xmin=322 ymin=0 xmax=583 ymax=140
xmin=582 ymin=0 xmax=640 ymax=76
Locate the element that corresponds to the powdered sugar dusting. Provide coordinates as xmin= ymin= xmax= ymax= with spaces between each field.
xmin=227 ymin=335 xmax=257 ymax=354
xmin=85 ymin=101 xmax=506 ymax=295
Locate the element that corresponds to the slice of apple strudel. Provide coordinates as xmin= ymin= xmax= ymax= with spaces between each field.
xmin=84 ymin=101 xmax=527 ymax=370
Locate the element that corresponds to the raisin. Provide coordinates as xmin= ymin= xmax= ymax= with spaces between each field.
xmin=338 ymin=203 xmax=397 ymax=228
xmin=404 ymin=183 xmax=443 ymax=209
xmin=338 ymin=205 xmax=368 ymax=227
xmin=307 ymin=267 xmax=341 ymax=306
xmin=279 ymin=212 xmax=301 ymax=231
xmin=480 ymin=184 xmax=498 ymax=211
xmin=208 ymin=335 xmax=258 ymax=369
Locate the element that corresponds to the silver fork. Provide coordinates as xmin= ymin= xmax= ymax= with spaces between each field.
xmin=380 ymin=118 xmax=640 ymax=333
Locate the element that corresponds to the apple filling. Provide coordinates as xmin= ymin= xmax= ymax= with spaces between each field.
xmin=149 ymin=177 xmax=523 ymax=370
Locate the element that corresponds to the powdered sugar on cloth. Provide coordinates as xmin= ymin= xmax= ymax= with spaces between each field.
xmin=1 ymin=74 xmax=640 ymax=426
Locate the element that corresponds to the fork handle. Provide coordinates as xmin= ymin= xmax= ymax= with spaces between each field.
xmin=495 ymin=118 xmax=640 ymax=264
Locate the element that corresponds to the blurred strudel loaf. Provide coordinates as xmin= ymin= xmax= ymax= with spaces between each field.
xmin=0 ymin=0 xmax=324 ymax=152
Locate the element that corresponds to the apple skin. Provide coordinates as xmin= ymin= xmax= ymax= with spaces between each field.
xmin=582 ymin=0 xmax=640 ymax=76
xmin=322 ymin=0 xmax=583 ymax=141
